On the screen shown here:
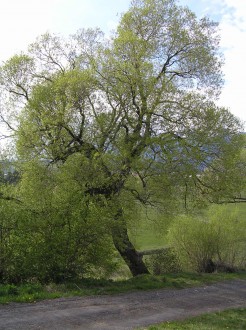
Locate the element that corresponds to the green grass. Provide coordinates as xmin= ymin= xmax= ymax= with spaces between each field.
xmin=132 ymin=203 xmax=246 ymax=251
xmin=0 ymin=272 xmax=245 ymax=304
xmin=130 ymin=209 xmax=172 ymax=250
xmin=138 ymin=308 xmax=246 ymax=329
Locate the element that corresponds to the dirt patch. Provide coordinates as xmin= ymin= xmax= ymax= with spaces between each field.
xmin=0 ymin=279 xmax=245 ymax=329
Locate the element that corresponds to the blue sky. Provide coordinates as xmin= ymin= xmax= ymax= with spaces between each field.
xmin=0 ymin=0 xmax=245 ymax=128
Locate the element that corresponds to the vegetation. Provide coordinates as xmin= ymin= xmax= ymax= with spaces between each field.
xmin=0 ymin=0 xmax=245 ymax=281
xmin=167 ymin=206 xmax=246 ymax=273
xmin=138 ymin=308 xmax=246 ymax=329
xmin=0 ymin=162 xmax=117 ymax=283
xmin=0 ymin=273 xmax=245 ymax=304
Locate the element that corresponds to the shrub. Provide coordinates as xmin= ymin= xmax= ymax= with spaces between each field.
xmin=167 ymin=206 xmax=246 ymax=273
xmin=144 ymin=248 xmax=181 ymax=275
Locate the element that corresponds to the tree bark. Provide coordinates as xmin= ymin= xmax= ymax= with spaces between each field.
xmin=112 ymin=208 xmax=149 ymax=276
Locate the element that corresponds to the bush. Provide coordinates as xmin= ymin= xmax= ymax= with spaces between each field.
xmin=0 ymin=160 xmax=119 ymax=284
xmin=144 ymin=248 xmax=181 ymax=275
xmin=0 ymin=284 xmax=18 ymax=296
xmin=0 ymin=194 xmax=117 ymax=284
xmin=167 ymin=206 xmax=246 ymax=273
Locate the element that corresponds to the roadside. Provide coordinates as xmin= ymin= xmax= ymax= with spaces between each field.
xmin=0 ymin=279 xmax=245 ymax=330
xmin=137 ymin=308 xmax=246 ymax=329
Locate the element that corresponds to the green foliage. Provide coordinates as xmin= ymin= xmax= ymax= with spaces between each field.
xmin=144 ymin=249 xmax=181 ymax=275
xmin=167 ymin=206 xmax=246 ymax=273
xmin=0 ymin=160 xmax=117 ymax=283
xmin=139 ymin=308 xmax=246 ymax=329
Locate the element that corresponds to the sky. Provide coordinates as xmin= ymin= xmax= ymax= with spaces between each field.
xmin=0 ymin=0 xmax=245 ymax=129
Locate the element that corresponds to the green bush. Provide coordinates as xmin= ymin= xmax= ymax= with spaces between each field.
xmin=0 ymin=210 xmax=117 ymax=283
xmin=0 ymin=162 xmax=118 ymax=284
xmin=0 ymin=284 xmax=18 ymax=296
xmin=144 ymin=248 xmax=181 ymax=275
xmin=167 ymin=206 xmax=246 ymax=273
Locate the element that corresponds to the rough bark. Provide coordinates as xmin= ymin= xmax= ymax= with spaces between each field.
xmin=112 ymin=209 xmax=149 ymax=276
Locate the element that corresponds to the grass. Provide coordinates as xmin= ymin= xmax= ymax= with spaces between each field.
xmin=130 ymin=208 xmax=172 ymax=250
xmin=0 ymin=272 xmax=245 ymax=304
xmin=132 ymin=203 xmax=246 ymax=251
xmin=137 ymin=307 xmax=246 ymax=329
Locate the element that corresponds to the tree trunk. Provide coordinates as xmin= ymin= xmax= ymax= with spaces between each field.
xmin=112 ymin=209 xmax=149 ymax=276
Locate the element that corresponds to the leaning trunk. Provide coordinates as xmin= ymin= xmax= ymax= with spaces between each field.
xmin=112 ymin=209 xmax=149 ymax=276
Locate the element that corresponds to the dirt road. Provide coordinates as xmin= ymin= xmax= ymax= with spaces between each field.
xmin=0 ymin=280 xmax=245 ymax=330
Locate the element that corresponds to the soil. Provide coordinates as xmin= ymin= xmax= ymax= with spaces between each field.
xmin=0 ymin=279 xmax=245 ymax=330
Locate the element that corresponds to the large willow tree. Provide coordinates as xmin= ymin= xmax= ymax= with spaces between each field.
xmin=0 ymin=0 xmax=244 ymax=276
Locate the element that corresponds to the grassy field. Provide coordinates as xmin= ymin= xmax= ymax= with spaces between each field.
xmin=132 ymin=203 xmax=246 ymax=251
xmin=129 ymin=208 xmax=172 ymax=250
xmin=138 ymin=308 xmax=246 ymax=329
xmin=0 ymin=272 xmax=245 ymax=304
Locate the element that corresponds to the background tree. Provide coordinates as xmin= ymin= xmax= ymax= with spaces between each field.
xmin=0 ymin=0 xmax=244 ymax=276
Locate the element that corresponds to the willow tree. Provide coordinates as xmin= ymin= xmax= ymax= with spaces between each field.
xmin=0 ymin=0 xmax=244 ymax=276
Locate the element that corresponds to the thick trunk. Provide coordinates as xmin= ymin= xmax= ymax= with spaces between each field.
xmin=112 ymin=209 xmax=149 ymax=276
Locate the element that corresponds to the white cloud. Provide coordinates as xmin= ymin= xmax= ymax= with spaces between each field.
xmin=0 ymin=0 xmax=130 ymax=61
xmin=201 ymin=0 xmax=246 ymax=128
xmin=0 ymin=0 xmax=61 ymax=60
xmin=219 ymin=3 xmax=246 ymax=128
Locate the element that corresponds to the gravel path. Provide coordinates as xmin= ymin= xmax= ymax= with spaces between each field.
xmin=0 ymin=279 xmax=245 ymax=330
